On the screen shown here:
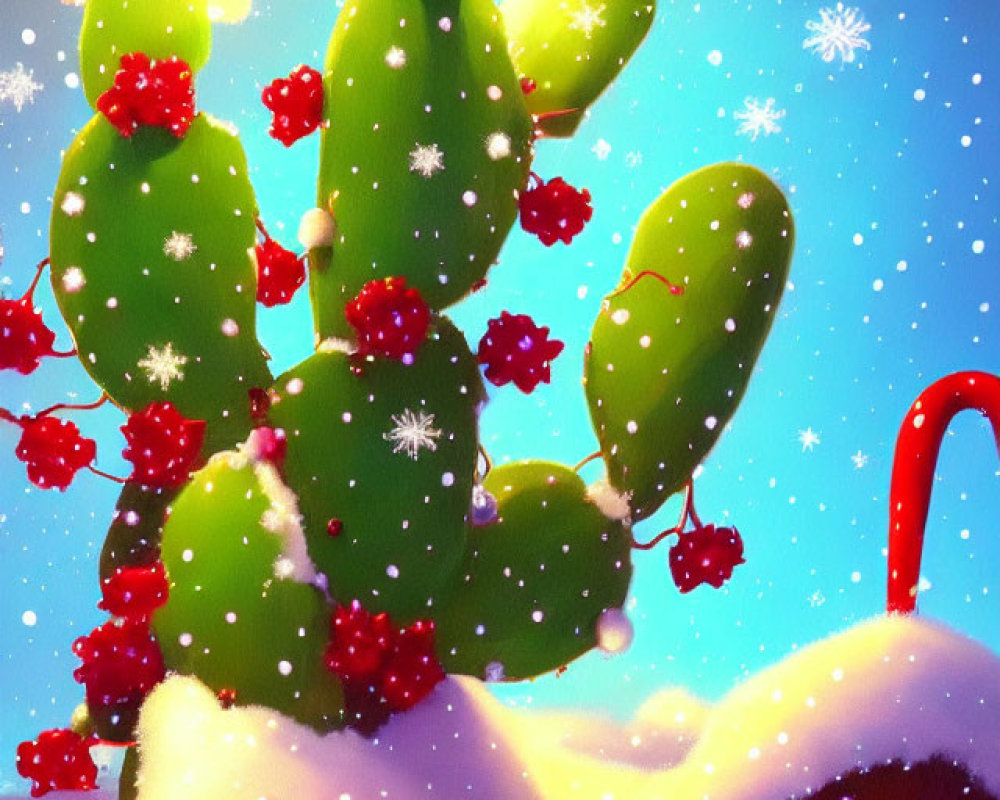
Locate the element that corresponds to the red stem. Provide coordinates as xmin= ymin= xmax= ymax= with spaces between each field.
xmin=88 ymin=465 xmax=127 ymax=484
xmin=254 ymin=217 xmax=270 ymax=241
xmin=0 ymin=407 xmax=20 ymax=426
xmin=573 ymin=451 xmax=602 ymax=473
xmin=632 ymin=480 xmax=697 ymax=550
xmin=607 ymin=270 xmax=685 ymax=301
xmin=20 ymin=257 xmax=50 ymax=301
xmin=37 ymin=392 xmax=109 ymax=419
xmin=887 ymin=371 xmax=1000 ymax=615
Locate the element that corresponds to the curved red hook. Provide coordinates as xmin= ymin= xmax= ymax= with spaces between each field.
xmin=887 ymin=371 xmax=1000 ymax=615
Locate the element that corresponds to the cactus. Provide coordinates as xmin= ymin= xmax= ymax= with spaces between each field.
xmin=4 ymin=0 xmax=797 ymax=794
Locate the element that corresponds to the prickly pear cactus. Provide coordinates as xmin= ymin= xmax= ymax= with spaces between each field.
xmin=3 ymin=0 xmax=796 ymax=795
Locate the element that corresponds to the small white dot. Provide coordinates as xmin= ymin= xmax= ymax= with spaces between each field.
xmin=486 ymin=85 xmax=503 ymax=101
xmin=21 ymin=29 xmax=36 ymax=45
xmin=21 ymin=610 xmax=37 ymax=627
xmin=913 ymin=88 xmax=926 ymax=102
xmin=225 ymin=612 xmax=238 ymax=624
xmin=286 ymin=378 xmax=304 ymax=395
xmin=442 ymin=471 xmax=455 ymax=487
xmin=972 ymin=239 xmax=985 ymax=254
xmin=707 ymin=50 xmax=723 ymax=66
xmin=462 ymin=190 xmax=478 ymax=207
xmin=852 ymin=233 xmax=864 ymax=246
xmin=626 ymin=420 xmax=638 ymax=435
xmin=278 ymin=660 xmax=293 ymax=676
xmin=140 ymin=182 xmax=151 ymax=194
xmin=979 ymin=302 xmax=990 ymax=313
xmin=913 ymin=413 xmax=925 ymax=429
xmin=386 ymin=564 xmax=400 ymax=579
xmin=724 ymin=318 xmax=737 ymax=333
xmin=182 ymin=549 xmax=194 ymax=562
xmin=611 ymin=308 xmax=630 ymax=325
xmin=705 ymin=416 xmax=718 ymax=430
xmin=972 ymin=73 xmax=982 ymax=85
xmin=341 ymin=411 xmax=352 ymax=423
xmin=531 ymin=610 xmax=544 ymax=623
xmin=20 ymin=202 xmax=30 ymax=215
xmin=179 ymin=633 xmax=193 ymax=647
xmin=438 ymin=16 xmax=452 ymax=32
xmin=872 ymin=278 xmax=884 ymax=292
xmin=961 ymin=135 xmax=972 ymax=147
xmin=221 ymin=318 xmax=239 ymax=337
xmin=64 ymin=72 xmax=80 ymax=89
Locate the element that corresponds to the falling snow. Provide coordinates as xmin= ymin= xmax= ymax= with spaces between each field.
xmin=0 ymin=63 xmax=43 ymax=112
xmin=138 ymin=343 xmax=189 ymax=391
xmin=567 ymin=2 xmax=607 ymax=39
xmin=163 ymin=231 xmax=197 ymax=262
xmin=798 ymin=427 xmax=822 ymax=452
xmin=383 ymin=408 xmax=443 ymax=460
xmin=408 ymin=143 xmax=445 ymax=178
xmin=591 ymin=138 xmax=612 ymax=161
xmin=851 ymin=450 xmax=869 ymax=469
xmin=803 ymin=3 xmax=872 ymax=65
xmin=734 ymin=97 xmax=785 ymax=141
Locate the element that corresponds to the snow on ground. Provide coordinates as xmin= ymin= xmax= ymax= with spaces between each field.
xmin=5 ymin=615 xmax=998 ymax=799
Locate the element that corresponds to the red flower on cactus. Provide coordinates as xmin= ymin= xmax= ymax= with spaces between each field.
xmin=380 ymin=619 xmax=445 ymax=712
xmin=262 ymin=65 xmax=325 ymax=146
xmin=520 ymin=76 xmax=538 ymax=95
xmin=668 ymin=524 xmax=745 ymax=594
xmin=97 ymin=53 xmax=195 ymax=138
xmin=255 ymin=237 xmax=306 ymax=307
xmin=518 ymin=174 xmax=593 ymax=246
xmin=98 ymin=561 xmax=169 ymax=621
xmin=72 ymin=619 xmax=166 ymax=717
xmin=324 ymin=601 xmax=445 ymax=732
xmin=477 ymin=311 xmax=565 ymax=394
xmin=15 ymin=728 xmax=98 ymax=798
xmin=1 ymin=296 xmax=59 ymax=375
xmin=344 ymin=277 xmax=431 ymax=362
xmin=121 ymin=401 xmax=206 ymax=489
xmin=15 ymin=415 xmax=96 ymax=491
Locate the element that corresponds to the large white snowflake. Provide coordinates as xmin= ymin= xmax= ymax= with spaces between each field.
xmin=734 ymin=97 xmax=785 ymax=141
xmin=408 ymin=143 xmax=445 ymax=178
xmin=803 ymin=3 xmax=871 ymax=64
xmin=163 ymin=231 xmax=197 ymax=262
xmin=138 ymin=343 xmax=188 ymax=391
xmin=383 ymin=408 xmax=442 ymax=460
xmin=567 ymin=2 xmax=607 ymax=39
xmin=798 ymin=427 xmax=822 ymax=452
xmin=0 ymin=63 xmax=44 ymax=113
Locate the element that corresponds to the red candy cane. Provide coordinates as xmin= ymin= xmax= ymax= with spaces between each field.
xmin=887 ymin=371 xmax=1000 ymax=614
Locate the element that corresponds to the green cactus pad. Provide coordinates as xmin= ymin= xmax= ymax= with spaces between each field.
xmin=154 ymin=451 xmax=344 ymax=731
xmin=434 ymin=461 xmax=633 ymax=680
xmin=99 ymin=483 xmax=177 ymax=582
xmin=49 ymin=113 xmax=272 ymax=454
xmin=268 ymin=318 xmax=483 ymax=622
xmin=501 ymin=0 xmax=655 ymax=137
xmin=80 ymin=0 xmax=212 ymax=109
xmin=585 ymin=162 xmax=794 ymax=520
xmin=311 ymin=0 xmax=534 ymax=338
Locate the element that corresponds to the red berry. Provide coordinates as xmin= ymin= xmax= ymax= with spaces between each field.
xmin=477 ymin=311 xmax=565 ymax=394
xmin=98 ymin=561 xmax=169 ymax=620
xmin=327 ymin=518 xmax=343 ymax=537
xmin=520 ymin=76 xmax=537 ymax=95
xmin=248 ymin=387 xmax=273 ymax=424
xmin=668 ymin=524 xmax=745 ymax=594
xmin=518 ymin=175 xmax=593 ymax=246
xmin=344 ymin=277 xmax=431 ymax=362
xmin=121 ymin=402 xmax=206 ymax=489
xmin=15 ymin=415 xmax=96 ymax=491
xmin=97 ymin=53 xmax=195 ymax=138
xmin=324 ymin=600 xmax=394 ymax=682
xmin=261 ymin=65 xmax=324 ymax=147
xmin=255 ymin=237 xmax=306 ymax=307
xmin=380 ymin=619 xmax=444 ymax=712
xmin=217 ymin=688 xmax=238 ymax=709
xmin=16 ymin=728 xmax=98 ymax=798
xmin=0 ymin=296 xmax=59 ymax=375
xmin=72 ymin=619 xmax=166 ymax=718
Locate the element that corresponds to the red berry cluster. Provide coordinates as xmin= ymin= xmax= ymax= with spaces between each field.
xmin=477 ymin=311 xmax=565 ymax=394
xmin=15 ymin=728 xmax=98 ymax=798
xmin=345 ymin=277 xmax=431 ymax=362
xmin=97 ymin=53 xmax=195 ymax=138
xmin=99 ymin=561 xmax=170 ymax=620
xmin=15 ymin=415 xmax=96 ymax=491
xmin=1 ymin=296 xmax=59 ymax=375
xmin=261 ymin=65 xmax=325 ymax=146
xmin=518 ymin=175 xmax=593 ymax=246
xmin=255 ymin=237 xmax=306 ymax=307
xmin=121 ymin=401 xmax=206 ymax=489
xmin=669 ymin=524 xmax=745 ymax=593
xmin=324 ymin=601 xmax=444 ymax=734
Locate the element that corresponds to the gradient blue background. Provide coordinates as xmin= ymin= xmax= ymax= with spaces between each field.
xmin=1 ymin=0 xmax=998 ymax=793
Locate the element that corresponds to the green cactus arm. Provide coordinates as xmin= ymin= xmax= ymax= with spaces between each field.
xmin=433 ymin=460 xmax=633 ymax=681
xmin=585 ymin=162 xmax=795 ymax=520
xmin=268 ymin=317 xmax=483 ymax=623
xmin=310 ymin=0 xmax=534 ymax=339
xmin=154 ymin=452 xmax=344 ymax=731
xmin=501 ymin=0 xmax=655 ymax=137
xmin=49 ymin=113 xmax=272 ymax=454
xmin=98 ymin=483 xmax=178 ymax=582
xmin=79 ymin=0 xmax=212 ymax=108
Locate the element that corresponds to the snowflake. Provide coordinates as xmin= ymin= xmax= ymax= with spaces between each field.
xmin=568 ymin=2 xmax=607 ymax=39
xmin=798 ymin=427 xmax=821 ymax=452
xmin=851 ymin=449 xmax=869 ymax=469
xmin=591 ymin=138 xmax=612 ymax=161
xmin=163 ymin=231 xmax=197 ymax=262
xmin=0 ymin=63 xmax=44 ymax=113
xmin=803 ymin=3 xmax=871 ymax=64
xmin=485 ymin=131 xmax=512 ymax=161
xmin=408 ymin=143 xmax=445 ymax=178
xmin=734 ymin=97 xmax=785 ymax=141
xmin=138 ymin=343 xmax=188 ymax=391
xmin=383 ymin=408 xmax=442 ymax=460
xmin=385 ymin=46 xmax=407 ymax=69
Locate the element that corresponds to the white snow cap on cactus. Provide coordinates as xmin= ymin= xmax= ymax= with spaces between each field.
xmin=298 ymin=208 xmax=336 ymax=250
xmin=586 ymin=478 xmax=632 ymax=523
xmin=317 ymin=337 xmax=356 ymax=355
xmin=126 ymin=614 xmax=1000 ymax=799
xmin=255 ymin=461 xmax=317 ymax=584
